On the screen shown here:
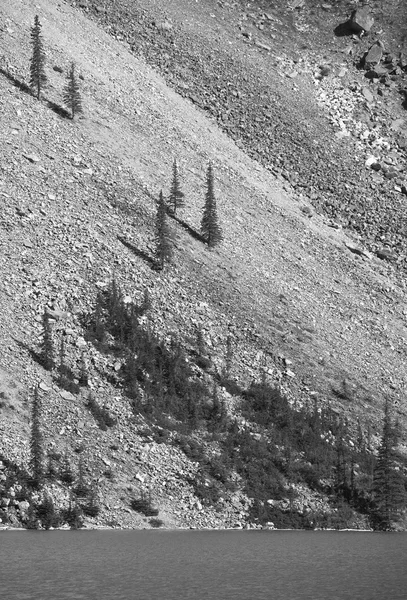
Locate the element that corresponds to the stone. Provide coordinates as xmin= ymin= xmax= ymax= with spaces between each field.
xmin=47 ymin=308 xmax=68 ymax=321
xmin=76 ymin=337 xmax=87 ymax=348
xmin=362 ymin=88 xmax=374 ymax=103
xmin=365 ymin=42 xmax=383 ymax=67
xmin=154 ymin=20 xmax=172 ymax=32
xmin=390 ymin=119 xmax=405 ymax=132
xmin=60 ymin=390 xmax=75 ymax=401
xmin=39 ymin=381 xmax=51 ymax=392
xmin=365 ymin=155 xmax=378 ymax=168
xmin=345 ymin=243 xmax=370 ymax=259
xmin=376 ymin=248 xmax=397 ymax=262
xmin=350 ymin=8 xmax=374 ymax=33
xmin=22 ymin=153 xmax=40 ymax=163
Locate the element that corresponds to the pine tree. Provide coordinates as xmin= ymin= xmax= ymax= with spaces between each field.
xmin=154 ymin=190 xmax=174 ymax=270
xmin=58 ymin=336 xmax=67 ymax=387
xmin=168 ymin=159 xmax=185 ymax=216
xmin=40 ymin=309 xmax=54 ymax=370
xmin=372 ymin=400 xmax=406 ymax=530
xmin=30 ymin=15 xmax=47 ymax=100
xmin=63 ymin=62 xmax=83 ymax=119
xmin=201 ymin=162 xmax=223 ymax=248
xmin=60 ymin=450 xmax=74 ymax=485
xmin=30 ymin=387 xmax=44 ymax=488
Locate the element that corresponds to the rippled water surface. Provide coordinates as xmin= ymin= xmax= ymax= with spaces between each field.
xmin=1 ymin=530 xmax=406 ymax=600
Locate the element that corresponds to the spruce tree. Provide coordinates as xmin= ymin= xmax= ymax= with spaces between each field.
xmin=63 ymin=62 xmax=83 ymax=119
xmin=154 ymin=190 xmax=173 ymax=270
xmin=372 ymin=400 xmax=406 ymax=529
xmin=30 ymin=15 xmax=47 ymax=100
xmin=168 ymin=159 xmax=185 ymax=216
xmin=40 ymin=309 xmax=54 ymax=370
xmin=30 ymin=387 xmax=44 ymax=488
xmin=201 ymin=162 xmax=223 ymax=248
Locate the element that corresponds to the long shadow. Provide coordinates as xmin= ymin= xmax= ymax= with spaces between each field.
xmin=334 ymin=20 xmax=354 ymax=37
xmin=0 ymin=67 xmax=70 ymax=119
xmin=13 ymin=337 xmax=47 ymax=369
xmin=0 ymin=67 xmax=31 ymax=93
xmin=170 ymin=214 xmax=206 ymax=244
xmin=47 ymin=100 xmax=71 ymax=119
xmin=117 ymin=235 xmax=157 ymax=268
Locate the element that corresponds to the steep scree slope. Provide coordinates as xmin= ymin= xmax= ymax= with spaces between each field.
xmin=0 ymin=0 xmax=406 ymax=528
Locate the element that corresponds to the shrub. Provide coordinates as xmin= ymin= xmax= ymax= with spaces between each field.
xmin=130 ymin=497 xmax=159 ymax=517
xmin=149 ymin=517 xmax=164 ymax=528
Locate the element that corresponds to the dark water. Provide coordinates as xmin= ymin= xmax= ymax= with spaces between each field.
xmin=0 ymin=530 xmax=406 ymax=600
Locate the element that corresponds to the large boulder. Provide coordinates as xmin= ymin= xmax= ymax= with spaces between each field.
xmin=365 ymin=41 xmax=384 ymax=67
xmin=350 ymin=7 xmax=374 ymax=33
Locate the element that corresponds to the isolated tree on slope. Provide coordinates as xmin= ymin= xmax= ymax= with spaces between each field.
xmin=201 ymin=162 xmax=223 ymax=248
xmin=30 ymin=15 xmax=47 ymax=100
xmin=154 ymin=190 xmax=173 ymax=270
xmin=372 ymin=400 xmax=406 ymax=530
xmin=63 ymin=62 xmax=83 ymax=119
xmin=30 ymin=387 xmax=44 ymax=488
xmin=168 ymin=159 xmax=185 ymax=216
xmin=40 ymin=309 xmax=54 ymax=371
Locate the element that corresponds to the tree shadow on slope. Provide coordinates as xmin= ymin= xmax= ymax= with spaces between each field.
xmin=117 ymin=235 xmax=156 ymax=268
xmin=0 ymin=67 xmax=70 ymax=119
xmin=0 ymin=67 xmax=31 ymax=94
xmin=170 ymin=214 xmax=206 ymax=244
xmin=13 ymin=337 xmax=46 ymax=369
xmin=47 ymin=100 xmax=71 ymax=119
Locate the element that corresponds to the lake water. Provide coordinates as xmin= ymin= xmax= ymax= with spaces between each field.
xmin=0 ymin=530 xmax=406 ymax=600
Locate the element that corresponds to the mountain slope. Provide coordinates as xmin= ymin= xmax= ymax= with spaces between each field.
xmin=0 ymin=0 xmax=406 ymax=529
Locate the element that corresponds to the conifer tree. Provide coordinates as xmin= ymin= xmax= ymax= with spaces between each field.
xmin=168 ymin=159 xmax=185 ymax=216
xmin=30 ymin=15 xmax=47 ymax=100
xmin=40 ymin=309 xmax=54 ymax=370
xmin=58 ymin=336 xmax=67 ymax=387
xmin=154 ymin=190 xmax=173 ymax=270
xmin=372 ymin=401 xmax=406 ymax=529
xmin=60 ymin=449 xmax=74 ymax=485
xmin=201 ymin=162 xmax=223 ymax=248
xmin=30 ymin=387 xmax=44 ymax=488
xmin=63 ymin=62 xmax=83 ymax=119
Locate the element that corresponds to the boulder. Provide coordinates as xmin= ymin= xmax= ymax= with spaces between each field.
xmin=350 ymin=7 xmax=374 ymax=33
xmin=365 ymin=42 xmax=383 ymax=67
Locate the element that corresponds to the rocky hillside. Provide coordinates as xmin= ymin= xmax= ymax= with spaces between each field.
xmin=0 ymin=0 xmax=406 ymax=530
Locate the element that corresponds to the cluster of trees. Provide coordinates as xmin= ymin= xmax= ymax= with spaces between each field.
xmin=86 ymin=278 xmax=226 ymax=430
xmin=30 ymin=15 xmax=82 ymax=118
xmin=155 ymin=160 xmax=223 ymax=270
xmin=26 ymin=385 xmax=100 ymax=529
xmin=82 ymin=280 xmax=406 ymax=530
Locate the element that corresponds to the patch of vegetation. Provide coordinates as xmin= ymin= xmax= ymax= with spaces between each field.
xmin=131 ymin=496 xmax=159 ymax=517
xmin=149 ymin=517 xmax=164 ymax=528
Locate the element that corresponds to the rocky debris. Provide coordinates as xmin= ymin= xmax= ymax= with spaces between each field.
xmin=1 ymin=0 xmax=407 ymax=531
xmin=350 ymin=7 xmax=374 ymax=34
